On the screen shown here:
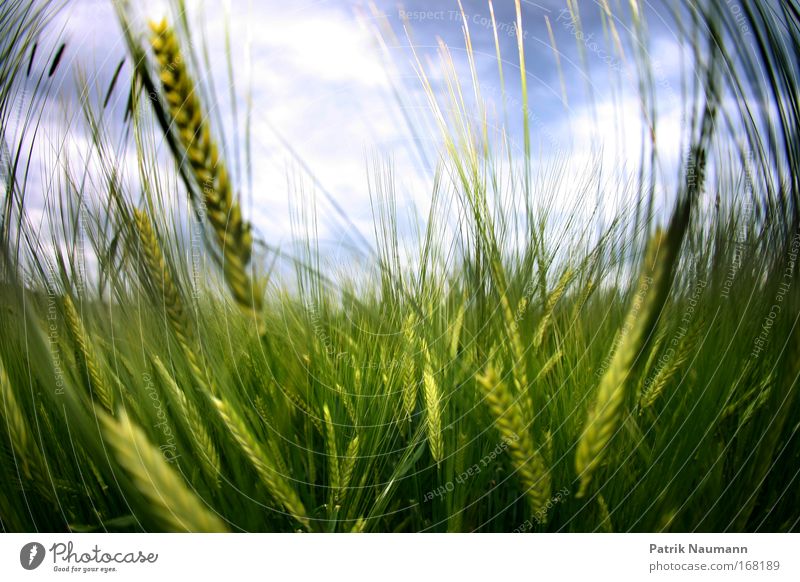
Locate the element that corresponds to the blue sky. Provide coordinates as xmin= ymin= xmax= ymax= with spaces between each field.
xmin=12 ymin=0 xmax=708 ymax=275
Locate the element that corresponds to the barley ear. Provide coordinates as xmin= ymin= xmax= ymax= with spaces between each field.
xmin=0 ymin=363 xmax=41 ymax=479
xmin=323 ymin=404 xmax=340 ymax=494
xmin=534 ymin=348 xmax=563 ymax=384
xmin=63 ymin=295 xmax=114 ymax=413
xmin=212 ymin=396 xmax=309 ymax=528
xmin=575 ymin=229 xmax=674 ymax=498
xmin=151 ymin=356 xmax=220 ymax=487
xmin=597 ymin=494 xmax=613 ymax=533
xmin=148 ymin=20 xmax=263 ymax=330
xmin=401 ymin=313 xmax=418 ymax=421
xmin=99 ymin=408 xmax=227 ymax=532
xmin=533 ymin=268 xmax=573 ymax=348
xmin=421 ymin=339 xmax=444 ymax=464
xmin=448 ymin=297 xmax=467 ymax=360
xmin=476 ymin=364 xmax=551 ymax=518
xmin=339 ymin=434 xmax=359 ymax=503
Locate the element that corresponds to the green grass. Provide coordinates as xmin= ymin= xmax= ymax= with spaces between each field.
xmin=0 ymin=0 xmax=799 ymax=532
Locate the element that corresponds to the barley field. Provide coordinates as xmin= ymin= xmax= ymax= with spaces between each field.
xmin=1 ymin=0 xmax=799 ymax=533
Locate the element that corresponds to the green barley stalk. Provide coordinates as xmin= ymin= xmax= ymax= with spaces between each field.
xmin=133 ymin=208 xmax=212 ymax=397
xmin=401 ymin=313 xmax=418 ymax=422
xmin=62 ymin=295 xmax=114 ymax=413
xmin=212 ymin=396 xmax=310 ymax=528
xmin=575 ymin=229 xmax=676 ymax=497
xmin=282 ymin=385 xmax=323 ymax=434
xmin=151 ymin=356 xmax=221 ymax=487
xmin=323 ymin=404 xmax=340 ymax=494
xmin=534 ymin=348 xmax=563 ymax=384
xmin=597 ymin=494 xmax=613 ymax=533
xmin=496 ymin=266 xmax=529 ymax=402
xmin=99 ymin=409 xmax=227 ymax=532
xmin=449 ymin=297 xmax=467 ymax=360
xmin=149 ymin=19 xmax=263 ymax=329
xmin=0 ymin=362 xmax=39 ymax=479
xmin=638 ymin=329 xmax=696 ymax=410
xmin=421 ymin=339 xmax=444 ymax=464
xmin=335 ymin=383 xmax=357 ymax=427
xmin=339 ymin=434 xmax=359 ymax=503
xmin=533 ymin=268 xmax=574 ymax=348
xmin=476 ymin=363 xmax=551 ymax=517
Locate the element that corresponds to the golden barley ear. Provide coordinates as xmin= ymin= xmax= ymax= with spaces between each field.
xmin=476 ymin=363 xmax=552 ymax=519
xmin=99 ymin=408 xmax=227 ymax=532
xmin=148 ymin=20 xmax=264 ymax=332
xmin=575 ymin=229 xmax=674 ymax=498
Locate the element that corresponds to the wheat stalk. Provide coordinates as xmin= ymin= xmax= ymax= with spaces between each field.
xmin=99 ymin=408 xmax=227 ymax=532
xmin=476 ymin=363 xmax=551 ymax=517
xmin=212 ymin=396 xmax=309 ymax=528
xmin=149 ymin=19 xmax=263 ymax=328
xmin=62 ymin=295 xmax=114 ymax=413
xmin=575 ymin=229 xmax=674 ymax=497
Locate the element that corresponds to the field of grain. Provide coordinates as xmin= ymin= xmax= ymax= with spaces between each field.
xmin=0 ymin=0 xmax=798 ymax=532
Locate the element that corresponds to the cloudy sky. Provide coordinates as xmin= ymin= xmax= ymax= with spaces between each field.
xmin=12 ymin=0 xmax=713 ymax=275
